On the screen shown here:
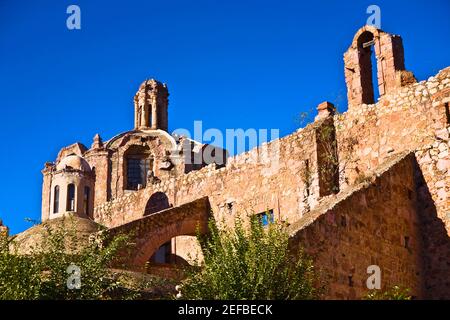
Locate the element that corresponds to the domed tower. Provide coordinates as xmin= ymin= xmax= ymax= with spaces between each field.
xmin=134 ymin=79 xmax=169 ymax=131
xmin=47 ymin=154 xmax=94 ymax=220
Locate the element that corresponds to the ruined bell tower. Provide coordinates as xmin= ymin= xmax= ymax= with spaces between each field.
xmin=344 ymin=25 xmax=416 ymax=109
xmin=134 ymin=79 xmax=169 ymax=131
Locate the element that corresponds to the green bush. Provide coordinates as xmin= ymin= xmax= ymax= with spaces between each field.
xmin=180 ymin=215 xmax=320 ymax=300
xmin=0 ymin=217 xmax=142 ymax=300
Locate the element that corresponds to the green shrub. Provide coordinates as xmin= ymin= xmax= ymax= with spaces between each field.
xmin=180 ymin=215 xmax=320 ymax=300
xmin=0 ymin=217 xmax=144 ymax=300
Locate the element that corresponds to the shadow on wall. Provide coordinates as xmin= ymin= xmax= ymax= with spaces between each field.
xmin=413 ymin=159 xmax=450 ymax=299
xmin=287 ymin=153 xmax=449 ymax=299
xmin=144 ymin=192 xmax=170 ymax=216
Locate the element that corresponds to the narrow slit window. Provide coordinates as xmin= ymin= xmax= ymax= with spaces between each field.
xmin=445 ymin=103 xmax=450 ymax=125
xmin=84 ymin=186 xmax=90 ymax=216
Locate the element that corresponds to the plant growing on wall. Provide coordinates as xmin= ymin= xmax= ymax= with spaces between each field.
xmin=316 ymin=120 xmax=341 ymax=194
xmin=179 ymin=215 xmax=321 ymax=300
xmin=296 ymin=109 xmax=360 ymax=193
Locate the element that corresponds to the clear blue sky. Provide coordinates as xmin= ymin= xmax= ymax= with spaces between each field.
xmin=0 ymin=0 xmax=449 ymax=234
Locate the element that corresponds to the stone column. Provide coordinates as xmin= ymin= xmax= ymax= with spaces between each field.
xmin=151 ymin=95 xmax=158 ymax=129
xmin=41 ymin=164 xmax=53 ymax=222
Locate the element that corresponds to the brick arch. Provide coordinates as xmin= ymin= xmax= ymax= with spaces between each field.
xmin=349 ymin=25 xmax=381 ymax=48
xmin=107 ymin=197 xmax=210 ymax=271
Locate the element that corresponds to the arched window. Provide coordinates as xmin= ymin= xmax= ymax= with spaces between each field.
xmin=67 ymin=184 xmax=76 ymax=211
xmin=53 ymin=185 xmax=60 ymax=214
xmin=83 ymin=186 xmax=90 ymax=216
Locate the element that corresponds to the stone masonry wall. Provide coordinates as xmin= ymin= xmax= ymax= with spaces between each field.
xmin=336 ymin=67 xmax=450 ymax=233
xmin=289 ymin=153 xmax=426 ymax=299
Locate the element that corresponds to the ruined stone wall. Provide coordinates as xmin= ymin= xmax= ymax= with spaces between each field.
xmin=289 ymin=153 xmax=426 ymax=299
xmin=336 ymin=67 xmax=450 ymax=233
xmin=334 ymin=75 xmax=450 ymax=298
xmin=414 ymin=138 xmax=450 ymax=298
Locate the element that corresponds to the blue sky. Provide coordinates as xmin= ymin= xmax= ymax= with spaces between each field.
xmin=0 ymin=0 xmax=449 ymax=234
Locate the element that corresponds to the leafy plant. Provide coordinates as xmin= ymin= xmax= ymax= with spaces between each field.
xmin=180 ymin=215 xmax=320 ymax=300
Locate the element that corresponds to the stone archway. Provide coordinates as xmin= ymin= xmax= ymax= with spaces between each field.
xmin=133 ymin=218 xmax=204 ymax=269
xmin=107 ymin=197 xmax=210 ymax=272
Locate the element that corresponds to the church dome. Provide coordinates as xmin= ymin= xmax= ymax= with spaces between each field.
xmin=56 ymin=154 xmax=91 ymax=172
xmin=11 ymin=216 xmax=102 ymax=255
